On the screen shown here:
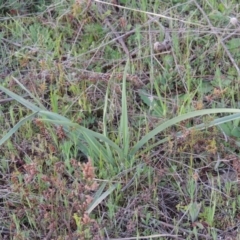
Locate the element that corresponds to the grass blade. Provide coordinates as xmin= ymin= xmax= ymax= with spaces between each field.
xmin=0 ymin=84 xmax=123 ymax=158
xmin=12 ymin=77 xmax=46 ymax=109
xmin=0 ymin=112 xmax=38 ymax=146
xmin=102 ymin=81 xmax=113 ymax=159
xmin=130 ymin=109 xmax=240 ymax=156
xmin=40 ymin=114 xmax=123 ymax=157
xmin=0 ymin=86 xmax=42 ymax=112
xmin=87 ymin=183 xmax=117 ymax=214
xmin=119 ymin=59 xmax=130 ymax=156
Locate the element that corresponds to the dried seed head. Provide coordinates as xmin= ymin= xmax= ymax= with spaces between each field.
xmin=230 ymin=17 xmax=238 ymax=26
xmin=148 ymin=95 xmax=154 ymax=103
xmin=153 ymin=42 xmax=161 ymax=52
xmin=153 ymin=40 xmax=171 ymax=52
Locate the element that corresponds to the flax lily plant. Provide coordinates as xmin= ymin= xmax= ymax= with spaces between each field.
xmin=1 ymin=61 xmax=240 ymax=213
xmin=1 ymin=61 xmax=240 ymax=164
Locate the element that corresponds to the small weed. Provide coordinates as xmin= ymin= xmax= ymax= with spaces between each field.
xmin=7 ymin=158 xmax=101 ymax=239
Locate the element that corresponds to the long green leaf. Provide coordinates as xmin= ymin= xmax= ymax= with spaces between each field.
xmin=0 ymin=112 xmax=38 ymax=146
xmin=130 ymin=109 xmax=240 ymax=156
xmin=87 ymin=182 xmax=107 ymax=214
xmin=103 ymin=81 xmax=113 ymax=159
xmin=0 ymin=86 xmax=123 ymax=158
xmin=38 ymin=111 xmax=123 ymax=157
xmin=12 ymin=77 xmax=46 ymax=109
xmin=120 ymin=59 xmax=130 ymax=156
xmin=81 ymin=131 xmax=114 ymax=164
xmin=138 ymin=111 xmax=240 ymax=156
xmin=0 ymin=86 xmax=42 ymax=112
xmin=86 ymin=183 xmax=117 ymax=214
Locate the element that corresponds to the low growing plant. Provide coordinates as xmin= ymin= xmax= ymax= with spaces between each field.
xmin=1 ymin=60 xmax=240 ymax=172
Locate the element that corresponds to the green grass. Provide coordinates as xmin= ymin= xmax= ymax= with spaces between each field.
xmin=0 ymin=0 xmax=240 ymax=239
